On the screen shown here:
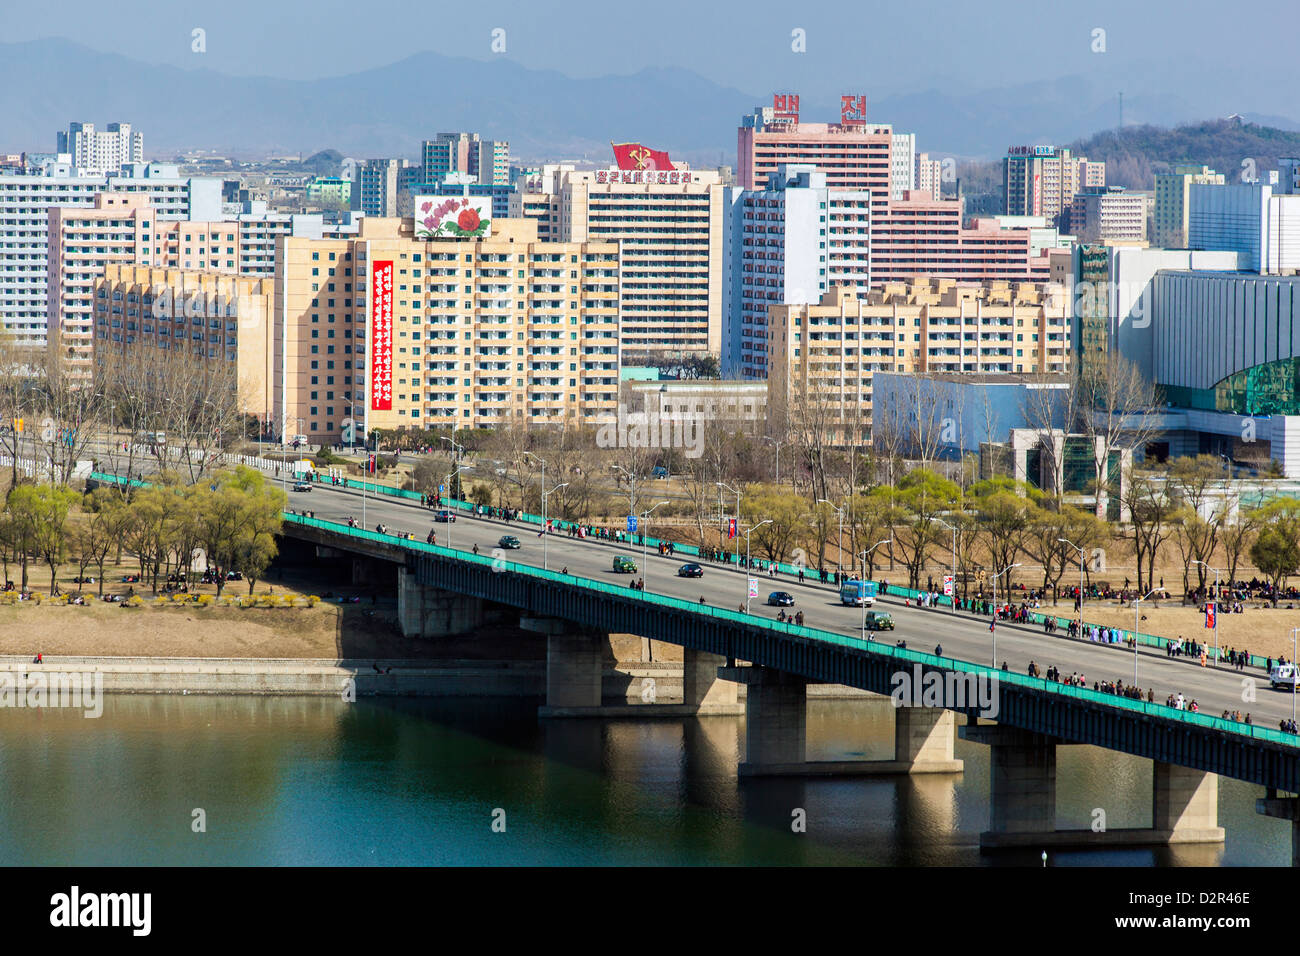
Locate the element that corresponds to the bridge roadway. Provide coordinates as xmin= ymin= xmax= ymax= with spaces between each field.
xmin=282 ymin=480 xmax=1298 ymax=734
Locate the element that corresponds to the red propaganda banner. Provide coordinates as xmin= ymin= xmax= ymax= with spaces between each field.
xmin=611 ymin=142 xmax=675 ymax=171
xmin=1206 ymin=602 xmax=1216 ymax=629
xmin=728 ymin=517 xmax=737 ymax=539
xmin=370 ymin=260 xmax=393 ymax=412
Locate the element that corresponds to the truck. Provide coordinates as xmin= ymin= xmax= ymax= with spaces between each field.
xmin=862 ymin=611 xmax=895 ymax=631
xmin=839 ymin=579 xmax=879 ymax=607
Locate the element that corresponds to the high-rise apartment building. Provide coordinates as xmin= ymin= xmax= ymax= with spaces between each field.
xmin=0 ymin=162 xmax=222 ymax=348
xmin=1153 ymin=166 xmax=1225 ymax=249
xmin=890 ymin=133 xmax=916 ymax=200
xmin=92 ymin=265 xmax=275 ymax=423
xmin=511 ymin=167 xmax=725 ymax=357
xmin=737 ymin=94 xmax=894 ymax=212
xmin=1068 ymin=187 xmax=1147 ymax=243
xmin=352 ymin=158 xmax=410 ymax=217
xmin=721 ymin=165 xmax=872 ymax=378
xmin=915 ymin=153 xmax=943 ymax=201
xmin=1002 ymin=146 xmax=1105 ymax=227
xmin=56 ymin=122 xmax=144 ymax=175
xmin=48 ymin=196 xmax=363 ymax=378
xmin=421 ymin=133 xmax=509 ymax=187
xmin=269 ymin=216 xmax=619 ymax=443
xmin=766 ymin=280 xmax=1070 ymax=443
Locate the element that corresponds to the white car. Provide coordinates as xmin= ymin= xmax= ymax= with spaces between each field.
xmin=1270 ymin=663 xmax=1299 ymax=690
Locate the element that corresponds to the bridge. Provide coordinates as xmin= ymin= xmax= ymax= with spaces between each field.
xmin=90 ymin=471 xmax=1300 ymax=858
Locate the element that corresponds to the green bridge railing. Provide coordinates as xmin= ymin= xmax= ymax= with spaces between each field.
xmin=90 ymin=470 xmax=1286 ymax=730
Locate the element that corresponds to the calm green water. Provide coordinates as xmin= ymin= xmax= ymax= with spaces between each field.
xmin=0 ymin=695 xmax=1286 ymax=866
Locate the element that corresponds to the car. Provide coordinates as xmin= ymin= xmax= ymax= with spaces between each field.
xmin=498 ymin=535 xmax=521 ymax=549
xmin=862 ymin=611 xmax=895 ymax=631
xmin=651 ymin=465 xmax=669 ymax=479
xmin=433 ymin=510 xmax=457 ymax=523
xmin=1271 ymin=663 xmax=1299 ymax=690
xmin=677 ymin=563 xmax=704 ymax=578
xmin=612 ymin=555 xmax=638 ymax=574
xmin=767 ymin=591 xmax=795 ymax=607
xmin=292 ymin=481 xmax=312 ymax=492
xmin=225 ymin=571 xmax=243 ymax=581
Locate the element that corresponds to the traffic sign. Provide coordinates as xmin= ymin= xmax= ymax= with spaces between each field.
xmin=439 ymin=484 xmax=445 ymax=493
xmin=748 ymin=578 xmax=759 ymax=598
xmin=627 ymin=515 xmax=637 ymax=533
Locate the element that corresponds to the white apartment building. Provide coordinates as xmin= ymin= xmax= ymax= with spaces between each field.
xmin=891 ymin=133 xmax=916 ymax=200
xmin=56 ymin=122 xmax=144 ymax=175
xmin=0 ymin=163 xmax=222 ymax=348
xmin=511 ymin=167 xmax=725 ymax=357
xmin=721 ymin=165 xmax=872 ymax=379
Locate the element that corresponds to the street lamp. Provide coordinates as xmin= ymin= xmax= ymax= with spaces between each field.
xmin=859 ymin=539 xmax=892 ymax=639
xmin=989 ymin=562 xmax=1023 ymax=667
xmin=612 ymin=463 xmax=637 ymax=520
xmin=743 ymin=519 xmax=773 ymax=614
xmin=1133 ymin=588 xmax=1161 ymax=686
xmin=934 ymin=517 xmax=958 ymax=614
xmin=1191 ymin=559 xmax=1222 ymax=668
xmin=444 ymin=464 xmax=471 ymax=550
xmin=817 ymin=498 xmax=846 ymax=579
xmin=763 ymin=436 xmax=785 ymax=485
xmin=524 ymin=451 xmax=547 ymax=543
xmin=440 ymin=434 xmax=464 ymax=462
xmin=1059 ymin=538 xmax=1085 ymax=635
xmin=717 ymin=480 xmax=741 ymax=564
xmin=639 ymin=500 xmax=669 ymax=594
xmin=540 ymin=480 xmax=569 ymax=570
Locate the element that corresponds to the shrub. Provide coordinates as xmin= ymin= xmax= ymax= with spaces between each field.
xmin=307 ymin=595 xmax=320 ymax=607
xmin=125 ymin=596 xmax=145 ymax=608
xmin=31 ymin=592 xmax=42 ymax=606
xmin=196 ymin=594 xmax=213 ymax=607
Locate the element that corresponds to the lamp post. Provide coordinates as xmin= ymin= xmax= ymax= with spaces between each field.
xmin=989 ymin=562 xmax=1023 ymax=667
xmin=444 ymin=464 xmax=470 ymax=550
xmin=817 ymin=499 xmax=846 ymax=579
xmin=540 ymin=481 xmax=569 ymax=570
xmin=860 ymin=539 xmax=892 ymax=638
xmin=1133 ymin=588 xmax=1160 ymax=686
xmin=612 ymin=463 xmax=637 ymax=523
xmin=1191 ymin=560 xmax=1222 ymax=668
xmin=524 ymin=451 xmax=547 ymax=543
xmin=743 ymin=519 xmax=773 ymax=614
xmin=440 ymin=434 xmax=464 ymax=462
xmin=717 ymin=480 xmax=741 ymax=565
xmin=1059 ymin=537 xmax=1085 ymax=635
xmin=639 ymin=500 xmax=669 ymax=594
xmin=934 ymin=517 xmax=958 ymax=614
xmin=763 ymin=436 xmax=785 ymax=485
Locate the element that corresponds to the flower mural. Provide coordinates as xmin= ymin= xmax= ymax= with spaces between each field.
xmin=413 ymin=196 xmax=491 ymax=239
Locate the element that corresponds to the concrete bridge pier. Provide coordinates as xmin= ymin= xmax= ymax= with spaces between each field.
xmin=962 ymin=723 xmax=1225 ymax=850
xmin=397 ymin=568 xmax=484 ymax=638
xmin=1256 ymin=790 xmax=1300 ymax=865
xmin=525 ymin=618 xmax=607 ymax=713
xmin=723 ymin=667 xmax=964 ymax=777
xmin=683 ymin=648 xmax=740 ymax=712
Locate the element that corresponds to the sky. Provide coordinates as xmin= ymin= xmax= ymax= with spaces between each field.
xmin=1 ymin=0 xmax=1292 ymax=110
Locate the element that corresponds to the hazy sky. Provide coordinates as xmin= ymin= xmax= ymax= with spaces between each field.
xmin=2 ymin=0 xmax=1289 ymax=106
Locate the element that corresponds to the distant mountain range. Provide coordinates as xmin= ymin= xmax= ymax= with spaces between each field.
xmin=3 ymin=38 xmax=1298 ymax=167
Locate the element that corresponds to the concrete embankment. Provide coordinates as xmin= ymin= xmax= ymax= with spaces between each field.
xmin=0 ymin=656 xmax=877 ymax=700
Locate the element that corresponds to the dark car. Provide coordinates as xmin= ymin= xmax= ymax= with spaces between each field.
xmin=767 ymin=591 xmax=795 ymax=607
xmin=433 ymin=510 xmax=457 ymax=523
xmin=498 ymin=535 xmax=521 ymax=549
xmin=677 ymin=563 xmax=704 ymax=578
